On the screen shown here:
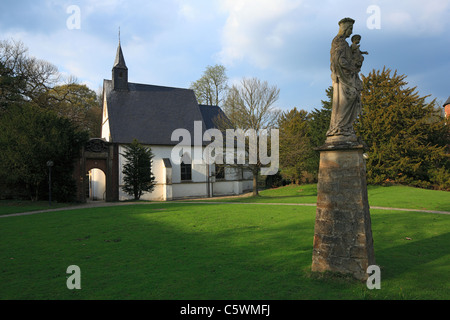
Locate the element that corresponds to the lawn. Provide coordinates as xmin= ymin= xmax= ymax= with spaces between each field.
xmin=1 ymin=184 xmax=448 ymax=216
xmin=0 ymin=200 xmax=75 ymax=216
xmin=0 ymin=185 xmax=449 ymax=300
xmin=202 ymin=184 xmax=450 ymax=212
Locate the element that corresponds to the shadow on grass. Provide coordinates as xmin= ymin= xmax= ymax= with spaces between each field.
xmin=375 ymin=232 xmax=450 ymax=281
xmin=1 ymin=203 xmax=448 ymax=299
xmin=1 ymin=203 xmax=318 ymax=299
xmin=0 ymin=200 xmax=77 ymax=216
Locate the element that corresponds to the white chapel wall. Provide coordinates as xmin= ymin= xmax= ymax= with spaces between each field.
xmin=117 ymin=144 xmax=253 ymax=201
xmin=101 ymin=96 xmax=110 ymax=142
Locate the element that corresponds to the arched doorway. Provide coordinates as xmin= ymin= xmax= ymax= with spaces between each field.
xmin=88 ymin=168 xmax=106 ymax=201
xmin=74 ymin=138 xmax=119 ymax=203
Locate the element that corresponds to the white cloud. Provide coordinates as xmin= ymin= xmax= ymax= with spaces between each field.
xmin=218 ymin=0 xmax=303 ymax=68
xmin=178 ymin=3 xmax=196 ymax=21
xmin=381 ymin=0 xmax=450 ymax=35
xmin=83 ymin=0 xmax=127 ymax=16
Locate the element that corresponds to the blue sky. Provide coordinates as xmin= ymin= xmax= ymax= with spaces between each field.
xmin=1 ymin=0 xmax=449 ymax=112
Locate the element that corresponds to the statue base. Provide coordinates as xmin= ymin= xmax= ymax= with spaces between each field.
xmin=311 ymin=139 xmax=375 ymax=280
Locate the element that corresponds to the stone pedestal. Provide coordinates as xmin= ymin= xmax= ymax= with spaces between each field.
xmin=311 ymin=137 xmax=375 ymax=280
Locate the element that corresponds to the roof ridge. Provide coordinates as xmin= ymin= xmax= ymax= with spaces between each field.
xmin=104 ymin=79 xmax=193 ymax=92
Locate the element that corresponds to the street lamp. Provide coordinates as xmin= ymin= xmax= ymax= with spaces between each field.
xmin=47 ymin=160 xmax=54 ymax=206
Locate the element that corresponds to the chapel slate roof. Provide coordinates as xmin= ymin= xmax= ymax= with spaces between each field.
xmin=198 ymin=104 xmax=227 ymax=130
xmin=104 ymin=80 xmax=226 ymax=145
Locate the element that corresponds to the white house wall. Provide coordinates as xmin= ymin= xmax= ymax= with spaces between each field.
xmin=118 ymin=145 xmax=170 ymax=201
xmin=101 ymin=94 xmax=111 ymax=142
xmin=116 ymin=144 xmax=253 ymax=201
xmin=212 ymin=180 xmax=234 ymax=195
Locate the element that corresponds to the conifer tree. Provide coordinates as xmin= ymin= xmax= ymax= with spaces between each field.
xmin=355 ymin=67 xmax=449 ymax=189
xmin=278 ymin=107 xmax=313 ymax=183
xmin=304 ymin=86 xmax=333 ymax=177
xmin=121 ymin=139 xmax=156 ymax=200
xmin=308 ymin=86 xmax=333 ymax=149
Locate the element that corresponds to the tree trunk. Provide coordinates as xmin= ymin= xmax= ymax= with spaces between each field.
xmin=26 ymin=183 xmax=33 ymax=201
xmin=252 ymin=171 xmax=259 ymax=196
xmin=31 ymin=181 xmax=40 ymax=202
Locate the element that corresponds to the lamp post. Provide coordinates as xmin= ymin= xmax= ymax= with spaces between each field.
xmin=47 ymin=160 xmax=54 ymax=206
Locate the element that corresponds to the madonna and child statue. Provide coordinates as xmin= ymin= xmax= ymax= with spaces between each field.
xmin=326 ymin=17 xmax=368 ymax=143
xmin=312 ymin=18 xmax=375 ymax=281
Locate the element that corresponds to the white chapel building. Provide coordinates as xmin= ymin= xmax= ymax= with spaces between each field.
xmin=89 ymin=41 xmax=252 ymax=201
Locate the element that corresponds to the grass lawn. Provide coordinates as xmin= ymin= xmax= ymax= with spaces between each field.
xmin=202 ymin=184 xmax=450 ymax=212
xmin=0 ymin=184 xmax=449 ymax=300
xmin=1 ymin=184 xmax=448 ymax=216
xmin=0 ymin=200 xmax=76 ymax=216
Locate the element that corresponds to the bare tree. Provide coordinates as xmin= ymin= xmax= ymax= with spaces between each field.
xmin=223 ymin=77 xmax=280 ymax=130
xmin=216 ymin=77 xmax=281 ymax=196
xmin=0 ymin=39 xmax=102 ymax=135
xmin=0 ymin=39 xmax=60 ymax=108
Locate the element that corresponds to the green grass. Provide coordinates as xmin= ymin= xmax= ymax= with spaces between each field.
xmin=199 ymin=184 xmax=450 ymax=212
xmin=1 ymin=184 xmax=448 ymax=216
xmin=366 ymin=185 xmax=450 ymax=211
xmin=1 ymin=187 xmax=449 ymax=299
xmin=0 ymin=200 xmax=75 ymax=216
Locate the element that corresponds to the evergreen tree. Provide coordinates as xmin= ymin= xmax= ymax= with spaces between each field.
xmin=0 ymin=103 xmax=88 ymax=201
xmin=308 ymin=86 xmax=333 ymax=148
xmin=278 ymin=107 xmax=314 ymax=183
xmin=355 ymin=67 xmax=449 ymax=189
xmin=306 ymin=86 xmax=333 ymax=176
xmin=121 ymin=139 xmax=156 ymax=200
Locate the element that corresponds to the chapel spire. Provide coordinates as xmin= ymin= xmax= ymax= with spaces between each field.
xmin=112 ymin=32 xmax=128 ymax=91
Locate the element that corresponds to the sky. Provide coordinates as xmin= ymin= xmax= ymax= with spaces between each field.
xmin=1 ymin=0 xmax=449 ymax=112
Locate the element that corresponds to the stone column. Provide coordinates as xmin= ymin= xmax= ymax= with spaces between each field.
xmin=311 ymin=137 xmax=375 ymax=280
